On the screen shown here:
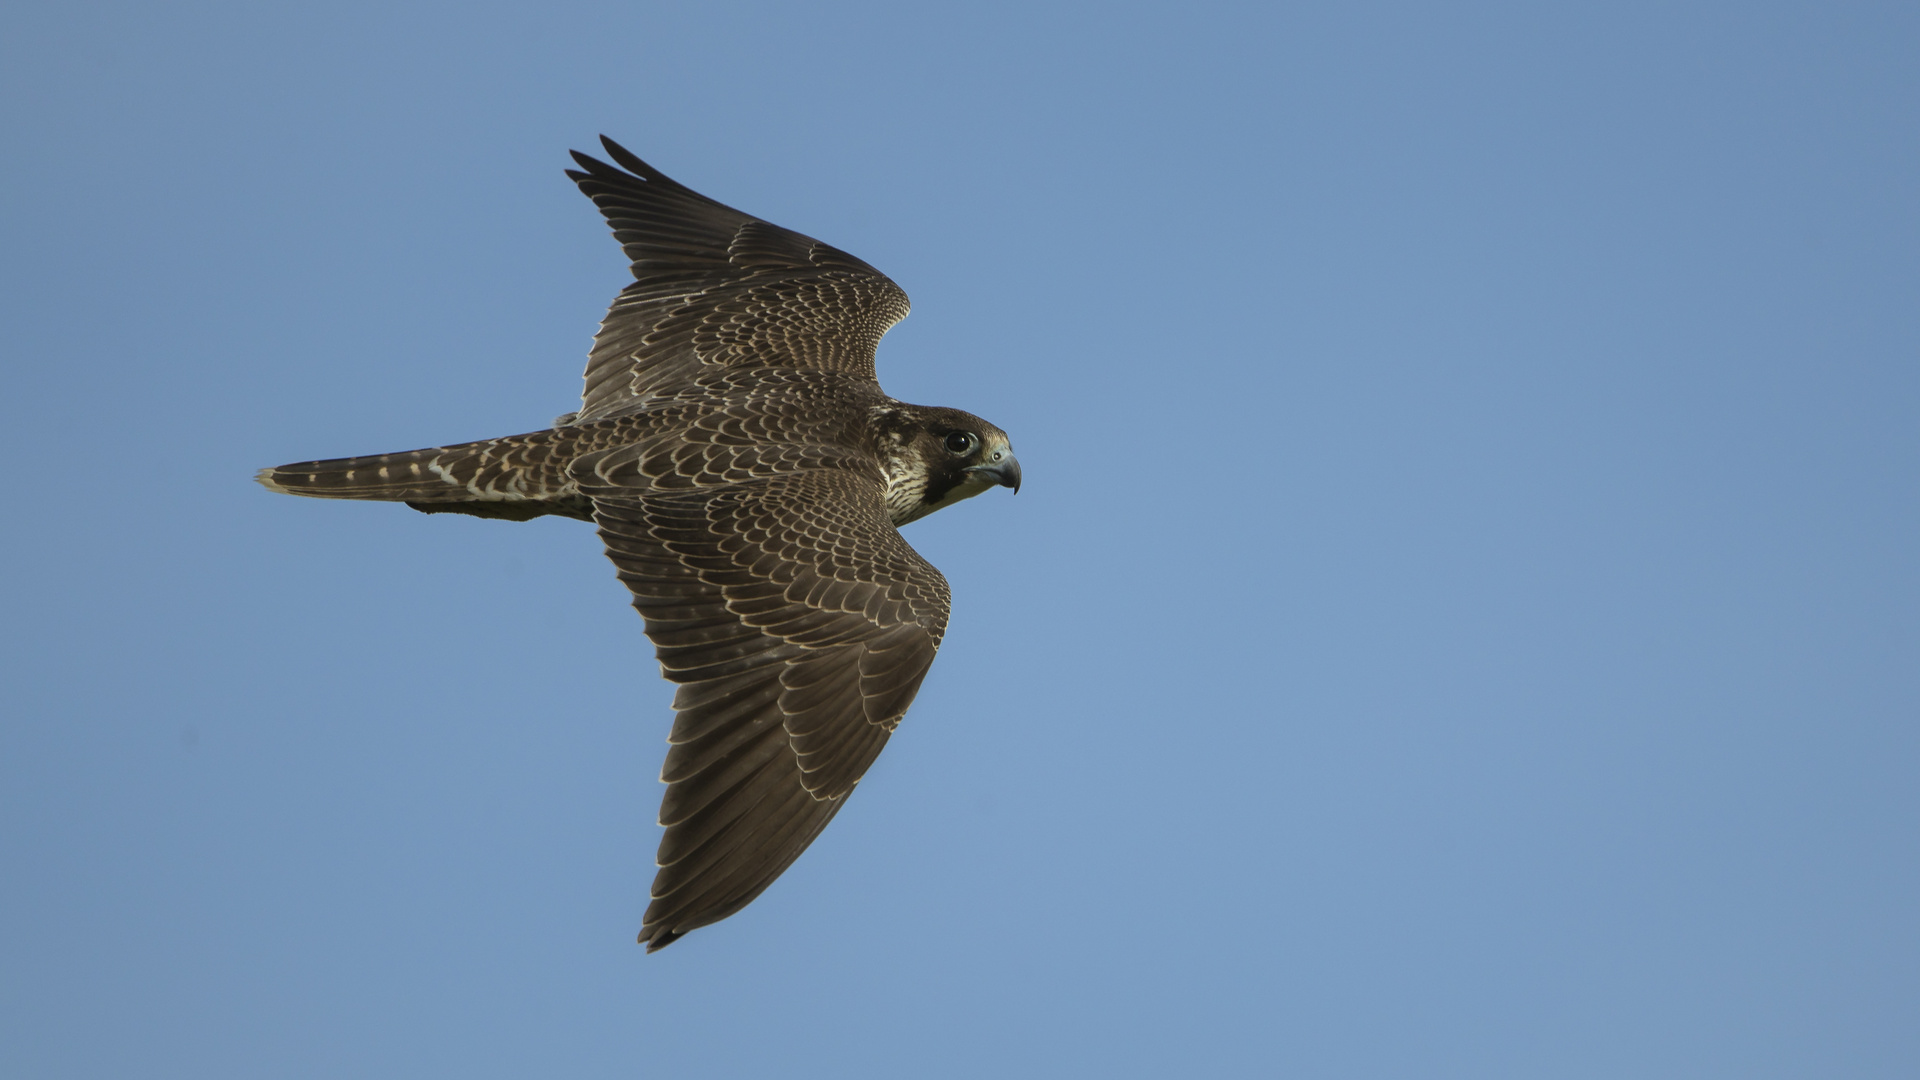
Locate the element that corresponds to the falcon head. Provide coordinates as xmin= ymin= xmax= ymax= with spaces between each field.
xmin=875 ymin=406 xmax=1020 ymax=526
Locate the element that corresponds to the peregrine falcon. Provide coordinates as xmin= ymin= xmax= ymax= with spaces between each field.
xmin=257 ymin=137 xmax=1020 ymax=950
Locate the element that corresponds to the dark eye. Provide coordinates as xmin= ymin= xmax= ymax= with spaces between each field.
xmin=943 ymin=431 xmax=977 ymax=455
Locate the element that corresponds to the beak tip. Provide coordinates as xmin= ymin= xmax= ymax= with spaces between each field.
xmin=968 ymin=454 xmax=1021 ymax=494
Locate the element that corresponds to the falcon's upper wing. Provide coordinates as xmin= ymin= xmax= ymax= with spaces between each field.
xmin=588 ymin=469 xmax=950 ymax=949
xmin=566 ymin=138 xmax=912 ymax=423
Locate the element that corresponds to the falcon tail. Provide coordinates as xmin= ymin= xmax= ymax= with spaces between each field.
xmin=256 ymin=433 xmax=595 ymax=522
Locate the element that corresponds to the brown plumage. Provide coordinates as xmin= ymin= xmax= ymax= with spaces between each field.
xmin=257 ymin=137 xmax=1019 ymax=950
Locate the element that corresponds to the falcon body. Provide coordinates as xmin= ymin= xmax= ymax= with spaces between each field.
xmin=258 ymin=138 xmax=1018 ymax=950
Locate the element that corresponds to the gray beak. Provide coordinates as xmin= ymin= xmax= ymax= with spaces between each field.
xmin=966 ymin=455 xmax=1021 ymax=494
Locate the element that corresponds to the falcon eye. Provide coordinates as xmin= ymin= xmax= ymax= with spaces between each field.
xmin=943 ymin=431 xmax=977 ymax=455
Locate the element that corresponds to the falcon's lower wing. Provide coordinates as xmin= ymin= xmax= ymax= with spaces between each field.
xmin=590 ymin=470 xmax=950 ymax=949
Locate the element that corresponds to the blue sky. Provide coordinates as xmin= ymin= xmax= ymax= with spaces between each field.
xmin=2 ymin=2 xmax=1916 ymax=1076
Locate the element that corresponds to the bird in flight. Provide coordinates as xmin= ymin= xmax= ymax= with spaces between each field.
xmin=258 ymin=137 xmax=1020 ymax=950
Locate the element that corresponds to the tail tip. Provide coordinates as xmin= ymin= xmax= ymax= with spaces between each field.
xmin=255 ymin=467 xmax=291 ymax=494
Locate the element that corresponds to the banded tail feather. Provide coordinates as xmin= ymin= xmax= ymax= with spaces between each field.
xmin=256 ymin=431 xmax=596 ymax=522
xmin=252 ymin=138 xmax=1021 ymax=951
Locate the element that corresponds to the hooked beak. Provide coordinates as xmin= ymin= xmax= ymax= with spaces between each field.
xmin=965 ymin=454 xmax=1021 ymax=494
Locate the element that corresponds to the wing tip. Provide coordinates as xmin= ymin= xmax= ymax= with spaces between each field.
xmin=566 ymin=147 xmax=609 ymax=178
xmin=640 ymin=926 xmax=683 ymax=952
xmin=567 ymin=136 xmax=664 ymax=184
xmin=599 ymin=134 xmax=659 ymax=179
xmin=567 ymin=140 xmax=680 ymax=202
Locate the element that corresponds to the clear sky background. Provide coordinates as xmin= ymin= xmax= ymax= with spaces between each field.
xmin=2 ymin=2 xmax=1915 ymax=1077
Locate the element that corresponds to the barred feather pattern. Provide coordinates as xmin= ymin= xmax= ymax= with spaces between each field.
xmin=590 ymin=471 xmax=947 ymax=949
xmin=256 ymin=137 xmax=1015 ymax=951
xmin=568 ymin=141 xmax=910 ymax=422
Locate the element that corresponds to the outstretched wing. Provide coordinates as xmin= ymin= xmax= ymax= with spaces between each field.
xmin=589 ymin=469 xmax=950 ymax=949
xmin=566 ymin=138 xmax=911 ymax=423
